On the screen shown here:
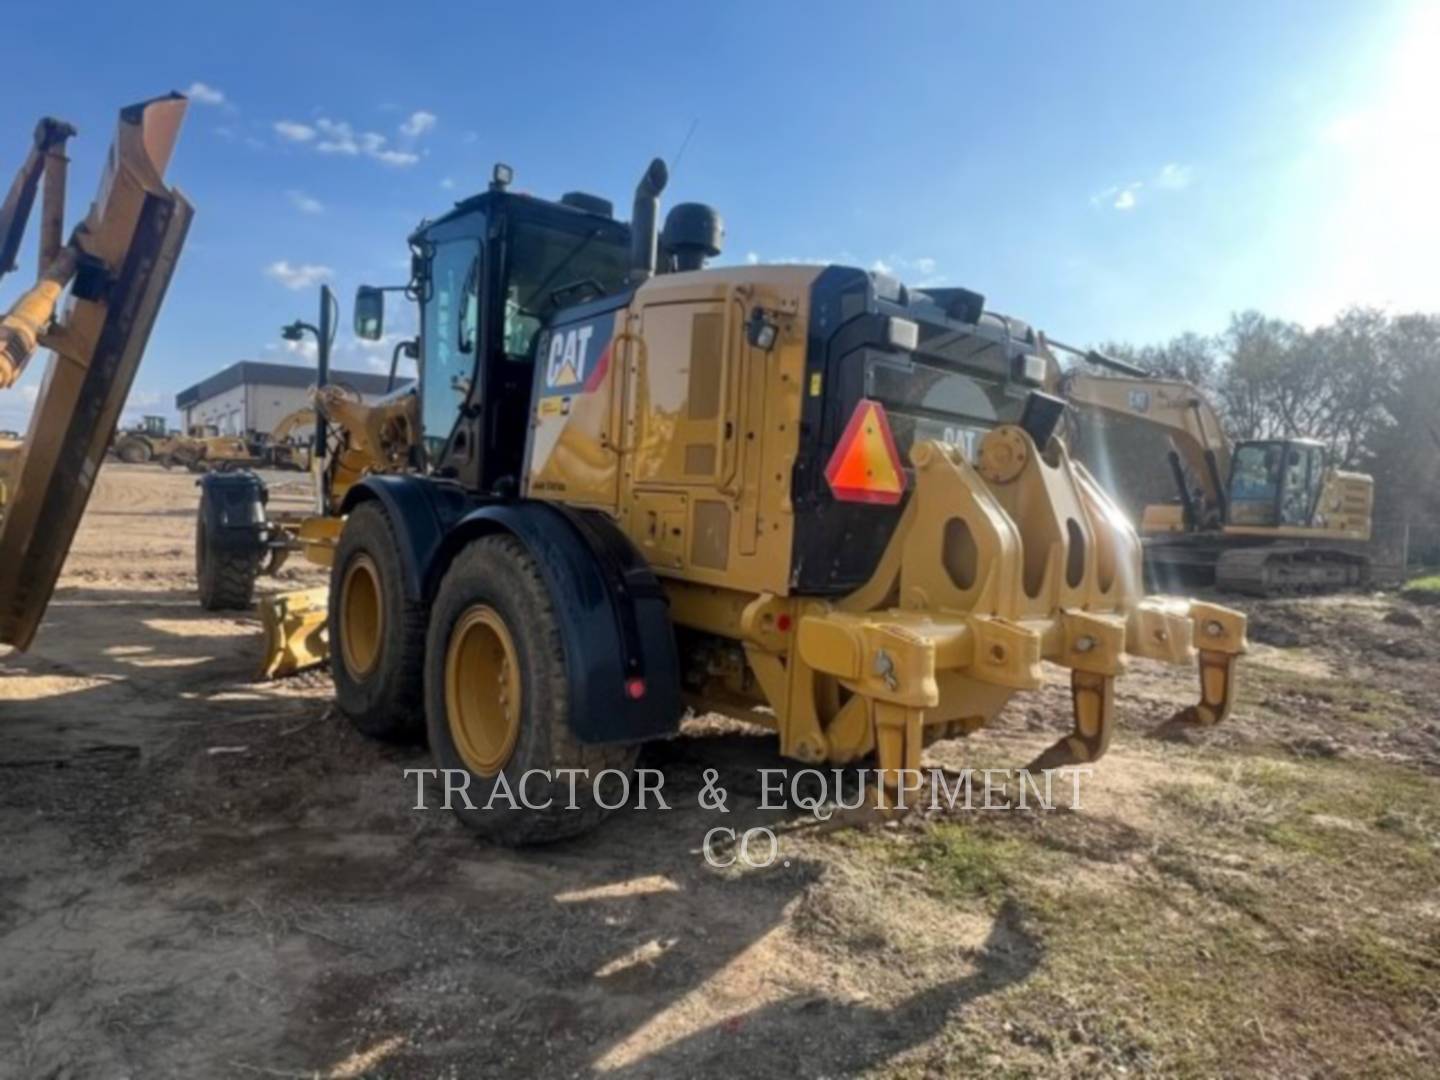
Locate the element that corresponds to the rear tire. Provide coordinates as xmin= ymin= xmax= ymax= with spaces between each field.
xmin=329 ymin=500 xmax=427 ymax=741
xmin=425 ymin=534 xmax=639 ymax=845
xmin=195 ymin=496 xmax=260 ymax=611
xmin=116 ymin=438 xmax=150 ymax=464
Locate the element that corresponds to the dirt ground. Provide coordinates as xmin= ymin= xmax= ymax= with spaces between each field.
xmin=2 ymin=464 xmax=1437 ymax=1079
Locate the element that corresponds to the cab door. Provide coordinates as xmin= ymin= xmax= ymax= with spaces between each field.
xmin=1280 ymin=444 xmax=1325 ymax=526
xmin=419 ymin=236 xmax=481 ymax=467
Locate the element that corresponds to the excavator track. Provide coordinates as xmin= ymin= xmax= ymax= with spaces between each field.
xmin=1213 ymin=545 xmax=1370 ymax=597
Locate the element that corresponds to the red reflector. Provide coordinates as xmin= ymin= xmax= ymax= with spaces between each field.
xmin=776 ymin=614 xmax=793 ymax=632
xmin=625 ymin=677 xmax=646 ymax=700
xmin=823 ymin=399 xmax=907 ymax=505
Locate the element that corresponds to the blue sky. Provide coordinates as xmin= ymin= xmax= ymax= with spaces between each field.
xmin=1 ymin=0 xmax=1433 ymax=430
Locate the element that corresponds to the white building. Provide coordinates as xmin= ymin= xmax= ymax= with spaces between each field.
xmin=175 ymin=361 xmax=407 ymax=436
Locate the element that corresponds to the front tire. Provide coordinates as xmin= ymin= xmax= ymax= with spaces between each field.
xmin=329 ymin=500 xmax=427 ymax=741
xmin=425 ymin=534 xmax=639 ymax=845
xmin=116 ymin=438 xmax=150 ymax=464
xmin=195 ymin=495 xmax=260 ymax=611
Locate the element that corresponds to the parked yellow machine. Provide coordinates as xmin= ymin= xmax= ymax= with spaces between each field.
xmin=0 ymin=94 xmax=192 ymax=649
xmin=112 ymin=414 xmax=184 ymax=464
xmin=195 ymin=161 xmax=1247 ymax=843
xmin=1043 ymin=344 xmax=1373 ymax=594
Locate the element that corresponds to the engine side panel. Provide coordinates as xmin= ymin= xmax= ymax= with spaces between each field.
xmin=525 ymin=266 xmax=818 ymax=598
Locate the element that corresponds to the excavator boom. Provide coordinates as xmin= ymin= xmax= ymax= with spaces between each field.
xmin=0 ymin=94 xmax=192 ymax=649
xmin=1059 ymin=371 xmax=1232 ymax=526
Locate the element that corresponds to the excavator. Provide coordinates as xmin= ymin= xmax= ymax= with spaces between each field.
xmin=0 ymin=94 xmax=192 ymax=649
xmin=1043 ymin=344 xmax=1373 ymax=595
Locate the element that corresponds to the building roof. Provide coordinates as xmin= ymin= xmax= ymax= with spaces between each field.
xmin=175 ymin=360 xmax=411 ymax=409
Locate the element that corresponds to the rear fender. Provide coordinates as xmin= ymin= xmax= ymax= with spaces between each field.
xmin=439 ymin=501 xmax=682 ymax=745
xmin=339 ymin=476 xmax=682 ymax=744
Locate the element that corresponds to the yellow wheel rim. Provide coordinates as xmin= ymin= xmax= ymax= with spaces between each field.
xmin=340 ymin=554 xmax=384 ymax=677
xmin=445 ymin=605 xmax=521 ymax=776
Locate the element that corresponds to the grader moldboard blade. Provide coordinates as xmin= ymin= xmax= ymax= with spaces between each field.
xmin=258 ymin=587 xmax=330 ymax=679
xmin=0 ymin=94 xmax=193 ymax=650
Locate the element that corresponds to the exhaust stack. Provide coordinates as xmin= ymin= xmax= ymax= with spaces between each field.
xmin=628 ymin=158 xmax=668 ymax=284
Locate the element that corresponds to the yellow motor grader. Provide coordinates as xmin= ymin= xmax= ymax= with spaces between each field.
xmin=195 ymin=161 xmax=1247 ymax=843
xmin=0 ymin=95 xmax=192 ymax=650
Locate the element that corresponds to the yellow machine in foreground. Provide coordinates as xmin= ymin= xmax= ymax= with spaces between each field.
xmin=0 ymin=95 xmax=192 ymax=649
xmin=197 ymin=161 xmax=1247 ymax=843
xmin=1044 ymin=345 xmax=1373 ymax=594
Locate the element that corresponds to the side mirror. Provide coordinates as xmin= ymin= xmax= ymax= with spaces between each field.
xmin=355 ymin=286 xmax=384 ymax=341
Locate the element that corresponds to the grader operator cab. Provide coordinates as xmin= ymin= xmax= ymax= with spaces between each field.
xmin=1049 ymin=348 xmax=1373 ymax=595
xmin=199 ymin=159 xmax=1248 ymax=844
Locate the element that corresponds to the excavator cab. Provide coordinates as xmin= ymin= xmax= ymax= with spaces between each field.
xmin=1226 ymin=438 xmax=1327 ymax=528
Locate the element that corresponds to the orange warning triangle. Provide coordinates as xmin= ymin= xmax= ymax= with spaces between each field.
xmin=824 ymin=399 xmax=907 ymax=504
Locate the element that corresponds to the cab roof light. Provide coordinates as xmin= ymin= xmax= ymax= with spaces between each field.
xmin=886 ymin=317 xmax=919 ymax=351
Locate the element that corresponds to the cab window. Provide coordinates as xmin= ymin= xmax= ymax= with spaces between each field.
xmin=501 ymin=219 xmax=630 ymax=360
xmin=1229 ymin=443 xmax=1281 ymax=503
xmin=1280 ymin=444 xmax=1325 ymax=526
xmin=420 ymin=239 xmax=479 ymax=462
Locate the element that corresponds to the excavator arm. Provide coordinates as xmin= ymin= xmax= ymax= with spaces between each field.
xmin=1058 ymin=371 xmax=1232 ymax=530
xmin=0 ymin=94 xmax=192 ymax=650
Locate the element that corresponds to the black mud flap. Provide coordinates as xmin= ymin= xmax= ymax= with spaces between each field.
xmin=197 ymin=471 xmax=268 ymax=555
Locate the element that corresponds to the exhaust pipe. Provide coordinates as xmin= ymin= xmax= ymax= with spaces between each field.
xmin=628 ymin=157 xmax=668 ymax=284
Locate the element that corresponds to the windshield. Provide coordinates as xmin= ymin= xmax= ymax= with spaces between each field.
xmin=1229 ymin=443 xmax=1282 ymax=502
xmin=503 ymin=218 xmax=629 ymax=360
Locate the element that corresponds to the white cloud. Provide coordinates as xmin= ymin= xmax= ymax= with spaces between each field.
xmin=274 ymin=121 xmax=316 ymax=143
xmin=286 ymin=190 xmax=325 ymax=215
xmin=1092 ymin=181 xmax=1142 ymax=210
xmin=1091 ymin=165 xmax=1190 ymax=211
xmin=264 ymin=260 xmax=332 ymax=290
xmin=745 ymin=251 xmax=759 ymax=265
xmin=315 ymin=117 xmax=360 ymax=154
xmin=279 ymin=116 xmax=419 ymax=166
xmin=440 ymin=177 xmax=456 ymax=190
xmin=912 ymin=256 xmax=937 ymax=276
xmin=870 ymin=258 xmax=894 ymax=275
xmin=283 ymin=338 xmax=319 ymax=362
xmin=399 ymin=110 xmax=437 ymax=137
xmin=185 ymin=82 xmax=226 ymax=106
xmin=1155 ymin=163 xmax=1193 ymax=190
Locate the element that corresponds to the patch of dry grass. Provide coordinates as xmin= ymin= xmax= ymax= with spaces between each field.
xmin=838 ymin=748 xmax=1440 ymax=1077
